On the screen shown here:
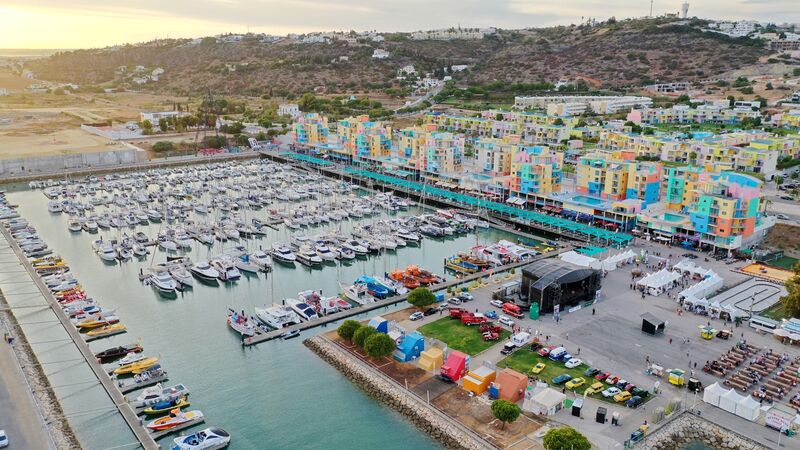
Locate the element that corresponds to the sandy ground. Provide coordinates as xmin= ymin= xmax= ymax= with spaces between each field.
xmin=0 ymin=128 xmax=126 ymax=159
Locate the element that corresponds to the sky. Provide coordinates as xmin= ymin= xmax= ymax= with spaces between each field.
xmin=1 ymin=0 xmax=799 ymax=49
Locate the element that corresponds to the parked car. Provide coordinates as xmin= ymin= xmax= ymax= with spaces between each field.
xmin=529 ymin=342 xmax=543 ymax=352
xmin=458 ymin=292 xmax=474 ymax=302
xmin=565 ymin=377 xmax=586 ymax=390
xmin=624 ymin=383 xmax=636 ymax=392
xmin=531 ymin=362 xmax=546 ymax=374
xmin=595 ymin=371 xmax=610 ymax=381
xmin=484 ymin=310 xmax=498 ymax=319
xmin=776 ymin=213 xmax=790 ymax=220
xmin=500 ymin=342 xmax=517 ymax=355
xmin=565 ymin=358 xmax=582 ymax=369
xmin=409 ymin=311 xmax=424 ymax=321
xmin=615 ymin=379 xmax=628 ymax=390
xmin=614 ymin=391 xmax=632 ymax=403
xmin=601 ymin=387 xmax=621 ymax=398
xmin=423 ymin=307 xmax=437 ymax=316
xmin=498 ymin=316 xmax=515 ymax=327
xmin=681 ymin=253 xmax=698 ymax=259
xmin=552 ymin=374 xmax=572 ymax=385
xmin=626 ymin=396 xmax=644 ymax=408
xmin=632 ymin=388 xmax=650 ymax=399
xmin=584 ymin=367 xmax=601 ymax=377
xmin=490 ymin=299 xmax=504 ymax=308
xmin=780 ymin=195 xmax=794 ymax=201
xmin=585 ymin=382 xmax=605 ymax=395
xmin=0 ymin=430 xmax=7 ymax=449
xmin=447 ymin=297 xmax=461 ymax=306
xmin=606 ymin=375 xmax=620 ymax=385
xmin=538 ymin=345 xmax=556 ymax=357
xmin=559 ymin=352 xmax=573 ymax=362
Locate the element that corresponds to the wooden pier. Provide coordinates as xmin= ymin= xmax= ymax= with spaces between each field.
xmin=243 ymin=247 xmax=566 ymax=346
xmin=0 ymin=227 xmax=159 ymax=450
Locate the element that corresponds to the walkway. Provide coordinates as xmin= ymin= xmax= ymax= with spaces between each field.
xmin=0 ymin=227 xmax=158 ymax=450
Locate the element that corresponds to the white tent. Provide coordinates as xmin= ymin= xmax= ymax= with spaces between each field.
xmin=559 ymin=251 xmax=598 ymax=268
xmin=735 ymin=395 xmax=761 ymax=421
xmin=637 ymin=269 xmax=681 ymax=294
xmin=702 ymin=382 xmax=725 ymax=407
xmin=719 ymin=388 xmax=744 ymax=414
xmin=523 ymin=387 xmax=566 ymax=416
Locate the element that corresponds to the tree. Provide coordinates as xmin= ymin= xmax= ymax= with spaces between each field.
xmin=543 ymin=427 xmax=591 ymax=450
xmin=364 ymin=333 xmax=396 ymax=358
xmin=553 ymin=118 xmax=565 ymax=126
xmin=337 ymin=320 xmax=361 ymax=341
xmin=152 ymin=141 xmax=175 ymax=153
xmin=491 ymin=399 xmax=521 ymax=430
xmin=783 ymin=264 xmax=800 ymax=318
xmin=407 ymin=287 xmax=436 ymax=309
xmin=158 ymin=118 xmax=169 ymax=132
xmin=775 ymin=175 xmax=784 ymax=186
xmin=353 ymin=326 xmax=377 ymax=348
xmin=139 ymin=120 xmax=153 ymax=134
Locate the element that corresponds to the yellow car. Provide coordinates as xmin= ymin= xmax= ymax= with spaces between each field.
xmin=614 ymin=391 xmax=632 ymax=403
xmin=531 ymin=363 xmax=546 ymax=374
xmin=585 ymin=382 xmax=605 ymax=395
xmin=565 ymin=377 xmax=586 ymax=390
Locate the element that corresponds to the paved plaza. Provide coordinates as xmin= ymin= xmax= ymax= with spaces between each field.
xmin=397 ymin=238 xmax=800 ymax=448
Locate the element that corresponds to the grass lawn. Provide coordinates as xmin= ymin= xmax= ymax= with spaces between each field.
xmin=761 ymin=300 xmax=789 ymax=320
xmin=768 ymin=256 xmax=799 ymax=271
xmin=497 ymin=349 xmax=651 ymax=406
xmin=417 ymin=317 xmax=511 ymax=355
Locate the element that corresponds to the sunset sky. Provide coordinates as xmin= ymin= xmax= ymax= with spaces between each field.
xmin=1 ymin=0 xmax=799 ymax=49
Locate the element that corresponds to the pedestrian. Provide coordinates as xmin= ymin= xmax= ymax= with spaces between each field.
xmin=694 ymin=362 xmax=697 ymax=369
xmin=669 ymin=337 xmax=672 ymax=344
xmin=2 ymin=333 xmax=8 ymax=344
xmin=646 ymin=355 xmax=650 ymax=363
xmin=592 ymin=308 xmax=596 ymax=316
xmin=577 ymin=348 xmax=581 ymax=355
xmin=566 ymin=333 xmax=569 ymax=340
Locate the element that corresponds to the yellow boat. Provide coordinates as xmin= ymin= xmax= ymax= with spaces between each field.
xmin=76 ymin=316 xmax=119 ymax=329
xmin=31 ymin=256 xmax=62 ymax=265
xmin=86 ymin=323 xmax=126 ymax=337
xmin=34 ymin=262 xmax=67 ymax=272
xmin=114 ymin=356 xmax=159 ymax=375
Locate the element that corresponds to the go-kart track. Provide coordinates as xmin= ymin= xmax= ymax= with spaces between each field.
xmin=707 ymin=278 xmax=786 ymax=317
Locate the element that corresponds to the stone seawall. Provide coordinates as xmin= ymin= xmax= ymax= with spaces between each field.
xmin=639 ymin=412 xmax=765 ymax=450
xmin=304 ymin=336 xmax=494 ymax=450
xmin=0 ymin=292 xmax=81 ymax=449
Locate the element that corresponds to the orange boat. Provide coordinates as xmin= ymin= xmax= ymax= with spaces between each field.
xmin=388 ymin=269 xmax=421 ymax=289
xmin=405 ymin=265 xmax=441 ymax=286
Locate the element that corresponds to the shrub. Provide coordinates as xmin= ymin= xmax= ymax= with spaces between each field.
xmin=152 ymin=141 xmax=175 ymax=153
xmin=353 ymin=326 xmax=377 ymax=348
xmin=337 ymin=320 xmax=361 ymax=341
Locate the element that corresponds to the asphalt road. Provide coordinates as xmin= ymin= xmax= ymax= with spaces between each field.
xmin=0 ymin=332 xmax=52 ymax=450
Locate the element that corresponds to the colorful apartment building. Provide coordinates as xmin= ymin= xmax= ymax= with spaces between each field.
xmin=292 ymin=113 xmax=330 ymax=148
xmin=336 ymin=115 xmax=392 ymax=160
xmin=506 ymin=146 xmax=563 ymax=195
xmin=396 ymin=125 xmax=465 ymax=175
xmin=475 ymin=137 xmax=520 ymax=176
xmin=641 ymin=167 xmax=774 ymax=249
xmin=626 ymin=104 xmax=761 ymax=125
xmin=425 ymin=111 xmax=574 ymax=145
xmin=575 ymin=152 xmax=662 ymax=207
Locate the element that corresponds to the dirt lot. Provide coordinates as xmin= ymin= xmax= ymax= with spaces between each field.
xmin=763 ymin=223 xmax=800 ymax=252
xmin=433 ymin=388 xmax=545 ymax=449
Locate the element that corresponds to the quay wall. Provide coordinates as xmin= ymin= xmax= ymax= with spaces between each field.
xmin=0 ymin=148 xmax=145 ymax=178
xmin=304 ymin=335 xmax=495 ymax=450
xmin=638 ymin=411 xmax=765 ymax=450
xmin=0 ymin=291 xmax=81 ymax=449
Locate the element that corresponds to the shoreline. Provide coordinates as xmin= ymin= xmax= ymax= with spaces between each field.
xmin=0 ymin=290 xmax=82 ymax=449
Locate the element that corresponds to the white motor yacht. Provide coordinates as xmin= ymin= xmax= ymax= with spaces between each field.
xmin=342 ymin=240 xmax=368 ymax=256
xmin=269 ymin=243 xmax=296 ymax=264
xmin=339 ymin=282 xmax=375 ymax=305
xmin=148 ymin=272 xmax=179 ymax=296
xmin=190 ymin=261 xmax=220 ymax=283
xmin=283 ymin=299 xmax=319 ymax=321
xmin=47 ymin=200 xmax=63 ymax=213
xmin=313 ymin=242 xmax=336 ymax=261
xmin=254 ymin=304 xmax=301 ymax=329
xmin=295 ymin=246 xmax=322 ymax=267
xmin=159 ymin=240 xmax=178 ymax=253
xmin=249 ymin=250 xmax=272 ymax=271
xmin=68 ymin=218 xmax=82 ymax=232
xmin=210 ymin=258 xmax=241 ymax=282
xmin=94 ymin=240 xmax=117 ymax=263
xmin=234 ymin=254 xmax=260 ymax=274
xmin=227 ymin=310 xmax=256 ymax=337
xmin=168 ymin=266 xmax=193 ymax=288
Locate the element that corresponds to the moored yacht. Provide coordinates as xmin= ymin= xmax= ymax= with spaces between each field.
xmin=190 ymin=261 xmax=219 ymax=283
xmin=269 ymin=243 xmax=296 ymax=265
xmin=254 ymin=304 xmax=301 ymax=329
xmin=283 ymin=298 xmax=319 ymax=321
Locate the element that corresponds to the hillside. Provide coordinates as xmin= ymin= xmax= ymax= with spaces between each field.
xmin=24 ymin=18 xmax=774 ymax=97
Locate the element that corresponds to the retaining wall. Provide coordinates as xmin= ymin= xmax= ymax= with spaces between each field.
xmin=0 ymin=148 xmax=145 ymax=177
xmin=639 ymin=412 xmax=765 ymax=450
xmin=304 ymin=335 xmax=494 ymax=450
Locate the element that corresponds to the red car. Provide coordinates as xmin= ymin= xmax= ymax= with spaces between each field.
xmin=606 ymin=375 xmax=620 ymax=385
xmin=625 ymin=383 xmax=636 ymax=392
xmin=595 ymin=371 xmax=610 ymax=381
xmin=538 ymin=345 xmax=556 ymax=357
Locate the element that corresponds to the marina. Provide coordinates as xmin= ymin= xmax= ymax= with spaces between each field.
xmin=1 ymin=158 xmax=531 ymax=449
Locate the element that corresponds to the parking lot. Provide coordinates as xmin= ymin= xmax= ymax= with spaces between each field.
xmin=396 ymin=238 xmax=800 ymax=448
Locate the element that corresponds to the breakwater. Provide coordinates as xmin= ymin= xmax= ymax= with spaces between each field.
xmin=639 ymin=411 xmax=765 ymax=450
xmin=304 ymin=335 xmax=495 ymax=450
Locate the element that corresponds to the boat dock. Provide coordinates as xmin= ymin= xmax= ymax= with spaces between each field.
xmin=0 ymin=227 xmax=159 ymax=450
xmin=148 ymin=415 xmax=205 ymax=440
xmin=117 ymin=373 xmax=169 ymax=394
xmin=243 ymin=246 xmax=567 ymax=346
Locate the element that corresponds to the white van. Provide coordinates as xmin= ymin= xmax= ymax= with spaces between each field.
xmin=549 ymin=346 xmax=567 ymax=361
xmin=511 ymin=332 xmax=531 ymax=347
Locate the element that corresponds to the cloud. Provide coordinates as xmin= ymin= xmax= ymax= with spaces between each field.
xmin=2 ymin=0 xmax=799 ymax=48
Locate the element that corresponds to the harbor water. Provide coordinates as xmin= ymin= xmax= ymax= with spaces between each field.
xmin=4 ymin=182 xmax=516 ymax=449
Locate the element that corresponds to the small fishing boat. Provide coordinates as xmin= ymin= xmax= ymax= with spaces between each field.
xmin=142 ymin=396 xmax=190 ymax=416
xmin=171 ymin=427 xmax=230 ymax=450
xmin=227 ymin=309 xmax=256 ymax=337
xmin=86 ymin=322 xmax=126 ymax=338
xmin=146 ymin=408 xmax=204 ymax=432
xmin=95 ymin=342 xmax=143 ymax=361
xmin=130 ymin=383 xmax=189 ymax=408
xmin=281 ymin=329 xmax=300 ymax=340
xmin=76 ymin=314 xmax=120 ymax=329
xmin=114 ymin=356 xmax=160 ymax=375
